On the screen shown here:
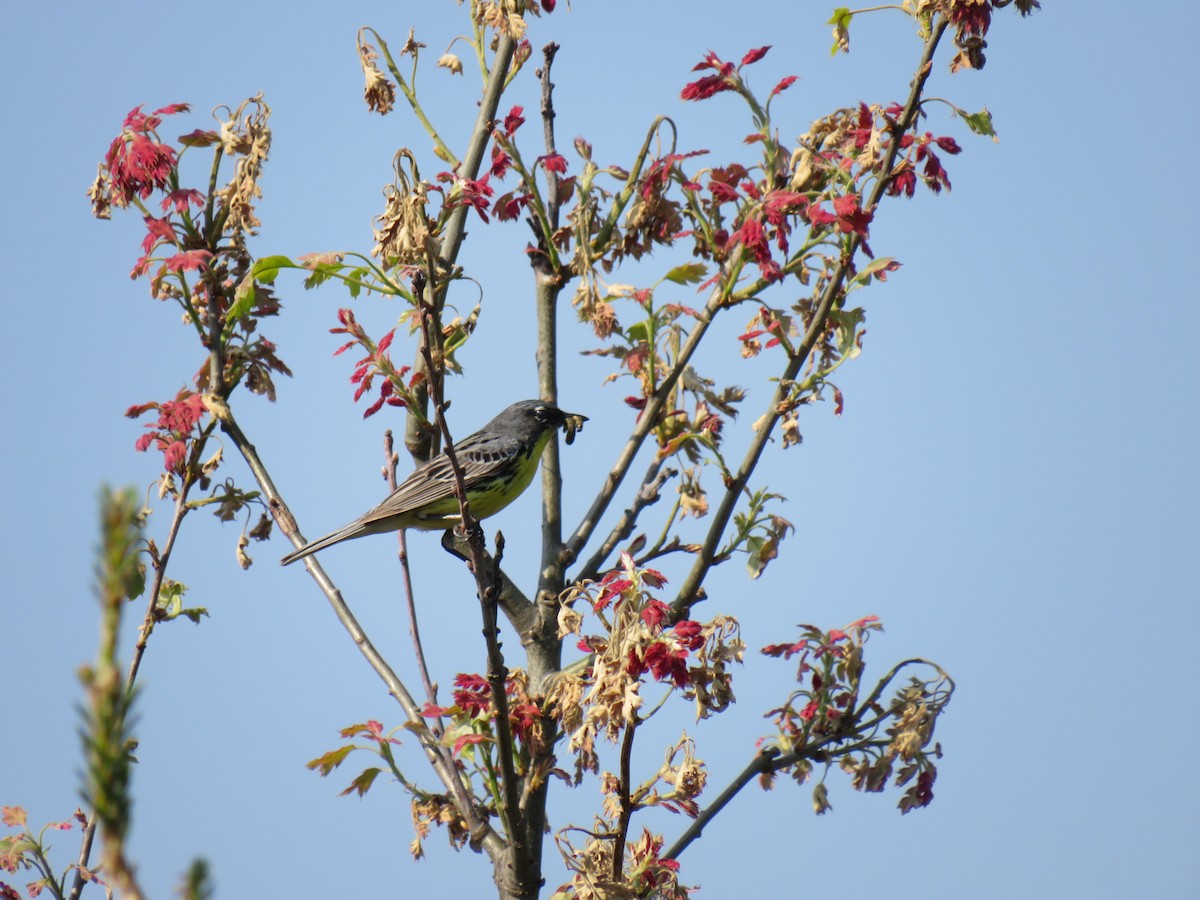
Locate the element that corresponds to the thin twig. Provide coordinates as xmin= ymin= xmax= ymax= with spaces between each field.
xmin=414 ymin=277 xmax=531 ymax=881
xmin=665 ymin=661 xmax=946 ymax=864
xmin=383 ymin=429 xmax=441 ymax=726
xmin=406 ymin=34 xmax=519 ymax=462
xmin=611 ymin=715 xmax=639 ymax=881
xmin=661 ymin=748 xmax=781 ymax=862
xmin=576 ymin=460 xmax=675 ymax=583
xmin=566 ymin=283 xmax=726 ymax=566
xmin=538 ymin=42 xmax=562 ymax=232
xmin=222 ymin=402 xmax=499 ymax=854
xmin=439 ymin=34 xmax=518 ymax=276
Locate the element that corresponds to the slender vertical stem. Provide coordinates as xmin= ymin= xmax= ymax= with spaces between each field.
xmin=383 ymin=429 xmax=441 ymax=729
xmin=611 ymin=715 xmax=639 ymax=881
xmin=414 ymin=274 xmax=531 ymax=884
xmin=524 ymin=45 xmax=570 ymax=879
xmin=406 ymin=34 xmax=518 ymax=461
xmin=534 ymin=40 xmax=566 ymax=611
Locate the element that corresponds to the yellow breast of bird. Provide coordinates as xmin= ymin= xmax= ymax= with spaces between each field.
xmin=467 ymin=431 xmax=552 ymax=519
xmin=414 ymin=430 xmax=552 ymax=526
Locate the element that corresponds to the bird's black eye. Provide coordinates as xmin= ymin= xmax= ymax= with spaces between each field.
xmin=534 ymin=405 xmax=548 ymax=419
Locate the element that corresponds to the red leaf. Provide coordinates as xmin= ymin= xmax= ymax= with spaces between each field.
xmin=641 ymin=599 xmax=671 ymax=629
xmin=741 ymin=45 xmax=771 ymax=66
xmin=363 ymin=395 xmax=386 ymax=418
xmin=503 ymin=106 xmax=525 ymax=136
xmin=452 ymin=733 xmax=488 ymax=756
xmin=770 ymin=75 xmax=799 ymax=97
xmin=691 ymin=50 xmax=728 ymax=73
xmin=681 ymin=74 xmax=733 ymax=102
xmin=641 ymin=567 xmax=668 ymax=588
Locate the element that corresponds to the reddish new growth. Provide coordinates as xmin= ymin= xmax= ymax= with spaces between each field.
xmin=761 ymin=616 xmax=881 ymax=739
xmin=595 ymin=567 xmax=696 ymax=692
xmin=807 ymin=193 xmax=873 ymax=235
xmin=680 ymin=54 xmax=735 ymax=101
xmin=890 ymin=131 xmax=962 ymax=196
xmin=761 ymin=616 xmax=951 ymax=815
xmin=353 ymin=719 xmax=402 ymax=747
xmin=438 ymin=171 xmax=494 ymax=222
xmin=422 ymin=673 xmax=543 ymax=754
xmin=679 ymin=46 xmax=771 ymax=102
xmin=126 ymin=391 xmax=208 ymax=473
xmin=625 ymin=830 xmax=686 ymax=897
xmin=503 ymin=105 xmax=526 ymax=136
xmin=330 ymin=307 xmax=417 ymax=418
xmin=101 ymin=104 xmax=189 ymax=209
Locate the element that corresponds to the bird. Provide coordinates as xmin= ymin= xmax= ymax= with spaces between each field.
xmin=280 ymin=399 xmax=587 ymax=566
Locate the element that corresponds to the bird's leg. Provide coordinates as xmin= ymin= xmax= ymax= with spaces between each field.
xmin=441 ymin=527 xmax=468 ymax=561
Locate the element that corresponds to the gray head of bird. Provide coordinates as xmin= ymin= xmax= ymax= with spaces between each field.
xmin=489 ymin=400 xmax=588 ymax=444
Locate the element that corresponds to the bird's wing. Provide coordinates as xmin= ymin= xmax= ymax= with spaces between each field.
xmin=358 ymin=431 xmax=525 ymax=525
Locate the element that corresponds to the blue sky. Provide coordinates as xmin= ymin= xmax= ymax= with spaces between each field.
xmin=2 ymin=2 xmax=1197 ymax=898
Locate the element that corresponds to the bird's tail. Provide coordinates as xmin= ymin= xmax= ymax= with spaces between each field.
xmin=279 ymin=521 xmax=370 ymax=566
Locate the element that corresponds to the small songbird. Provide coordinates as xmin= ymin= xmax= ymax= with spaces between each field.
xmin=280 ymin=399 xmax=587 ymax=566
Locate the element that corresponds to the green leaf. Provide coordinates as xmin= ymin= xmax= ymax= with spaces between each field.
xmin=227 ymin=278 xmax=256 ymax=326
xmin=958 ymin=106 xmax=998 ymax=141
xmin=855 ymin=256 xmax=899 ymax=283
xmin=307 ymin=745 xmax=355 ymax=777
xmin=827 ymin=7 xmax=852 ymax=27
xmin=250 ymin=255 xmax=293 ymax=285
xmin=625 ymin=320 xmax=654 ymax=345
xmin=156 ymin=579 xmax=209 ymax=624
xmin=827 ymin=306 xmax=866 ymax=357
xmin=663 ymin=262 xmax=708 ymax=285
xmin=341 ymin=767 xmax=382 ymax=797
xmin=745 ymin=535 xmax=768 ymax=579
xmin=303 ymin=266 xmax=335 ymax=290
xmin=344 ymin=266 xmax=371 ymax=299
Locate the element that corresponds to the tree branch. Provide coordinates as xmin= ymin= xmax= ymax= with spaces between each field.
xmin=611 ymin=715 xmax=639 ymax=881
xmin=566 ymin=282 xmax=726 ymax=566
xmin=663 ymin=723 xmax=890 ymax=864
xmin=383 ymin=429 xmax=442 ymax=729
xmin=576 ymin=459 xmax=675 ymax=583
xmin=661 ymin=748 xmax=781 ymax=862
xmin=533 ymin=39 xmax=568 ymax=626
xmin=406 ymin=33 xmax=519 ymax=462
xmin=523 ymin=42 xmax=570 ymax=878
xmin=538 ymin=42 xmax=562 ymax=234
xmin=672 ymin=16 xmax=950 ymax=617
xmin=414 ymin=281 xmax=534 ymax=891
xmin=221 ymin=400 xmax=500 ymax=855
